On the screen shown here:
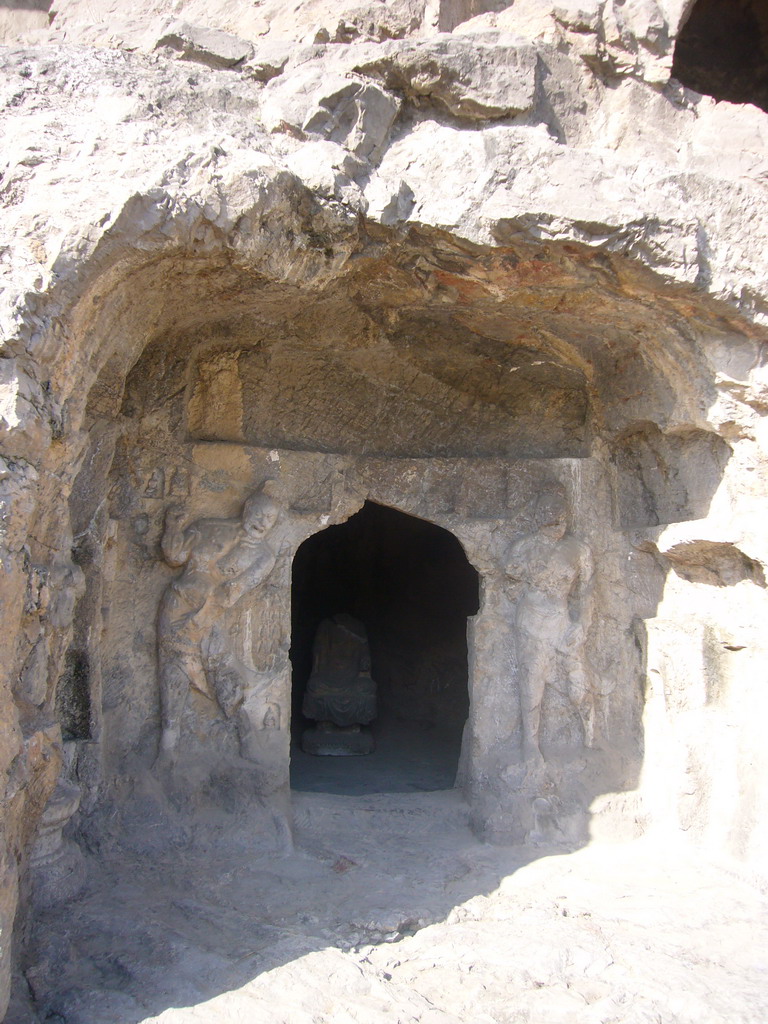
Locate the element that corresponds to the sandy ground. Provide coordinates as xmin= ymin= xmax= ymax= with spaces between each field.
xmin=11 ymin=788 xmax=768 ymax=1024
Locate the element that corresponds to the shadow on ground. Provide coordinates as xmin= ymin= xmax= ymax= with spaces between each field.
xmin=12 ymin=786 xmax=545 ymax=1024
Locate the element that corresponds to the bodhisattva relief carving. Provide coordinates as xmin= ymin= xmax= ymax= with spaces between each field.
xmin=156 ymin=488 xmax=279 ymax=763
xmin=505 ymin=487 xmax=595 ymax=761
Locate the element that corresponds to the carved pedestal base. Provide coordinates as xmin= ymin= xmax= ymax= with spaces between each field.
xmin=302 ymin=723 xmax=375 ymax=756
xmin=30 ymin=777 xmax=85 ymax=905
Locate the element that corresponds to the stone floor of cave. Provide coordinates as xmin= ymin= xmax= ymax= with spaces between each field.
xmin=290 ymin=715 xmax=462 ymax=794
xmin=12 ymin=785 xmax=768 ymax=1024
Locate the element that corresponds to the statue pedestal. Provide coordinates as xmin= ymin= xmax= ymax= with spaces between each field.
xmin=301 ymin=614 xmax=378 ymax=756
xmin=302 ymin=723 xmax=374 ymax=756
xmin=30 ymin=777 xmax=84 ymax=906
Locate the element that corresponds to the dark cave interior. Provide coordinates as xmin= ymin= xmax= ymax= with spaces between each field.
xmin=290 ymin=502 xmax=480 ymax=793
xmin=672 ymin=0 xmax=768 ymax=112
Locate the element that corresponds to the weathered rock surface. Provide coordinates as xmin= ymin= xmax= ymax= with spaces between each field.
xmin=12 ymin=793 xmax=768 ymax=1024
xmin=1 ymin=0 xmax=768 ymax=1021
xmin=153 ymin=21 xmax=254 ymax=69
xmin=352 ymin=37 xmax=539 ymax=119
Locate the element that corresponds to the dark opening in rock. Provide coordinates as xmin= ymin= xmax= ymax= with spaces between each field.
xmin=290 ymin=501 xmax=479 ymax=792
xmin=672 ymin=0 xmax=768 ymax=112
xmin=55 ymin=649 xmax=92 ymax=741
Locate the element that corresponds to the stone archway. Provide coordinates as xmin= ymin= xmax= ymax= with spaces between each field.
xmin=52 ymin=218 xmax=750 ymax=844
xmin=5 ymin=173 xmax=761 ymax=927
xmin=289 ymin=500 xmax=480 ymax=794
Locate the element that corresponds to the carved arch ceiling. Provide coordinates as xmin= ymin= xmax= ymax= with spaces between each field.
xmin=118 ymin=228 xmax=743 ymax=460
xmin=185 ymin=310 xmax=590 ymax=459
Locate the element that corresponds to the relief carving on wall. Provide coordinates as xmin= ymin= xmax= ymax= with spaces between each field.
xmin=143 ymin=468 xmax=165 ymax=499
xmin=505 ymin=486 xmax=596 ymax=761
xmin=156 ymin=486 xmax=281 ymax=764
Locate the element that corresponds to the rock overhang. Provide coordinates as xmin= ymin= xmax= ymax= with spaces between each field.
xmin=60 ymin=214 xmax=766 ymax=461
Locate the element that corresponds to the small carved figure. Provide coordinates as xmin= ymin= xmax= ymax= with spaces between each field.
xmin=505 ymin=487 xmax=595 ymax=761
xmin=302 ymin=614 xmax=377 ymax=756
xmin=263 ymin=704 xmax=280 ymax=730
xmin=156 ymin=488 xmax=279 ymax=762
xmin=133 ymin=514 xmax=150 ymax=537
xmin=169 ymin=468 xmax=191 ymax=497
xmin=144 ymin=468 xmax=165 ymax=499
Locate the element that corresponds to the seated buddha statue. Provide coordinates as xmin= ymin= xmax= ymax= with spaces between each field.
xmin=301 ymin=613 xmax=377 ymax=756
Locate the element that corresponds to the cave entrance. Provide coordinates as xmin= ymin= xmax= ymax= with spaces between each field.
xmin=289 ymin=501 xmax=480 ymax=794
xmin=672 ymin=0 xmax=768 ymax=112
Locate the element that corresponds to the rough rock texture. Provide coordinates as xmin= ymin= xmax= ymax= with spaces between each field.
xmin=154 ymin=21 xmax=255 ymax=69
xmin=10 ymin=792 xmax=768 ymax=1024
xmin=1 ymin=0 xmax=768 ymax=1020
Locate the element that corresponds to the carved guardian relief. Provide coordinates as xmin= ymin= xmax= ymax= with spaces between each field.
xmin=504 ymin=486 xmax=598 ymax=760
xmin=155 ymin=486 xmax=284 ymax=768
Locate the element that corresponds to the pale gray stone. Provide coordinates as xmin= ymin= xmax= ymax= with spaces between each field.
xmin=241 ymin=42 xmax=293 ymax=82
xmin=154 ymin=19 xmax=254 ymax=68
xmin=262 ymin=67 xmax=400 ymax=161
xmin=354 ymin=36 xmax=539 ymax=119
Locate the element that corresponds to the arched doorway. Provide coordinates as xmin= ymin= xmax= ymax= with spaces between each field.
xmin=290 ymin=501 xmax=480 ymax=793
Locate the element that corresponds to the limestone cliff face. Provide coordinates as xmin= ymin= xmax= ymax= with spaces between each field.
xmin=1 ymin=1 xmax=768 ymax=1017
